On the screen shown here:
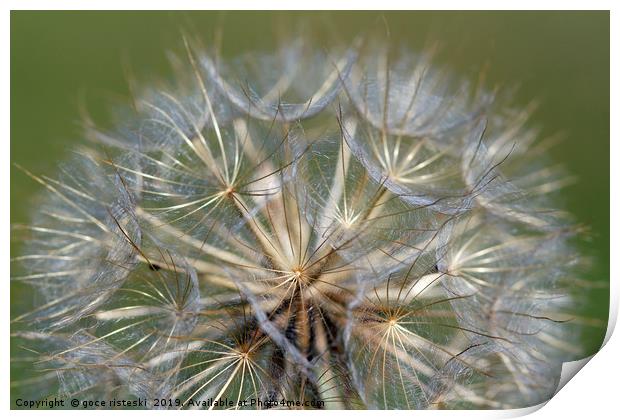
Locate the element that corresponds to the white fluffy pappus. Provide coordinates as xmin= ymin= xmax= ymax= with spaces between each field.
xmin=11 ymin=35 xmax=597 ymax=410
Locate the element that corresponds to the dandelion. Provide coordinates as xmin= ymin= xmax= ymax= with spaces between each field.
xmin=11 ymin=34 xmax=593 ymax=409
xmin=12 ymin=153 xmax=141 ymax=329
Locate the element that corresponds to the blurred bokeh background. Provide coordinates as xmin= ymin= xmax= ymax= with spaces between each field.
xmin=10 ymin=10 xmax=609 ymax=379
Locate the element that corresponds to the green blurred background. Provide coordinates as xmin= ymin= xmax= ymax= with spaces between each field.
xmin=10 ymin=10 xmax=609 ymax=367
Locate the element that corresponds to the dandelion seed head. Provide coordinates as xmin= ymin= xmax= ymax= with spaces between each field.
xmin=12 ymin=33 xmax=593 ymax=410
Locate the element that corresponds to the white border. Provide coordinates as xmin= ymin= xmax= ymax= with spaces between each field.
xmin=3 ymin=3 xmax=617 ymax=420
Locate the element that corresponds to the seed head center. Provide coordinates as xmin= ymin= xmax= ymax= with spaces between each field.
xmin=224 ymin=185 xmax=235 ymax=196
xmin=292 ymin=266 xmax=305 ymax=280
